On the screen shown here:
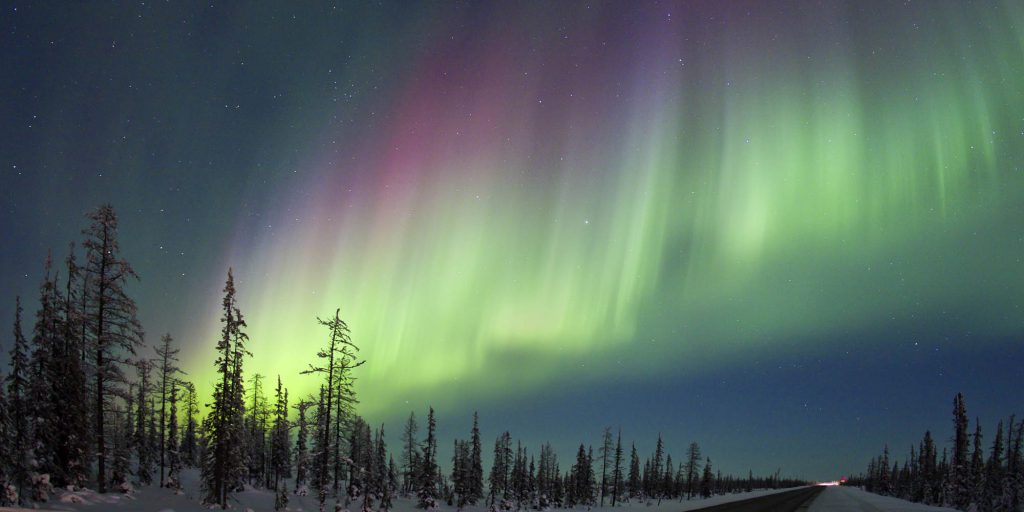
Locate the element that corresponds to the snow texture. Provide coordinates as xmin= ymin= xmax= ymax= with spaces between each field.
xmin=0 ymin=469 xmax=803 ymax=512
xmin=808 ymin=486 xmax=961 ymax=512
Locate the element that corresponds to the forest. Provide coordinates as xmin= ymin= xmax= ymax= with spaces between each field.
xmin=0 ymin=204 xmax=805 ymax=511
xmin=849 ymin=392 xmax=1023 ymax=512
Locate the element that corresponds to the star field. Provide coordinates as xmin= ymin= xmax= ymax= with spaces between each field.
xmin=1 ymin=1 xmax=1023 ymax=480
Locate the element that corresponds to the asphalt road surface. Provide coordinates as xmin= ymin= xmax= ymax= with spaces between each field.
xmin=690 ymin=486 xmax=825 ymax=512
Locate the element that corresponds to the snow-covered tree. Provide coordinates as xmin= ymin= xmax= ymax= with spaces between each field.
xmin=81 ymin=204 xmax=144 ymax=493
xmin=6 ymin=297 xmax=31 ymax=503
xmin=28 ymin=257 xmax=60 ymax=481
xmin=270 ymin=376 xmax=292 ymax=492
xmin=0 ymin=365 xmax=12 ymax=506
xmin=948 ymin=393 xmax=971 ymax=509
xmin=684 ymin=442 xmax=702 ymax=500
xmin=180 ymin=381 xmax=198 ymax=467
xmin=626 ymin=443 xmax=641 ymax=500
xmin=202 ymin=268 xmax=249 ymax=508
xmin=611 ymin=430 xmax=623 ymax=506
xmin=134 ymin=359 xmax=154 ymax=485
xmin=293 ymin=398 xmax=313 ymax=493
xmin=165 ymin=380 xmax=182 ymax=491
xmin=468 ymin=412 xmax=484 ymax=504
xmin=417 ymin=407 xmax=439 ymax=509
xmin=598 ymin=427 xmax=613 ymax=506
xmin=154 ymin=332 xmax=181 ymax=487
xmin=402 ymin=412 xmax=419 ymax=496
xmin=54 ymin=245 xmax=90 ymax=488
xmin=700 ymin=458 xmax=713 ymax=499
xmin=302 ymin=308 xmax=363 ymax=512
xmin=489 ymin=431 xmax=512 ymax=506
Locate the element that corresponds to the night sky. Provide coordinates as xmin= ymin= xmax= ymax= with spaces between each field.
xmin=2 ymin=1 xmax=1023 ymax=481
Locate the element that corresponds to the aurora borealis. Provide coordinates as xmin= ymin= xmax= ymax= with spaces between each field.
xmin=2 ymin=1 xmax=1023 ymax=480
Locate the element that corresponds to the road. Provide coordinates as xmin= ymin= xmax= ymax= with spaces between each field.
xmin=690 ymin=486 xmax=825 ymax=512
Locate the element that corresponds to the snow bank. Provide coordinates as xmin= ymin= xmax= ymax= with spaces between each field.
xmin=808 ymin=486 xmax=960 ymax=512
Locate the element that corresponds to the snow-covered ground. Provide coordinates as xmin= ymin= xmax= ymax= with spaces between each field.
xmin=0 ymin=471 xmax=804 ymax=512
xmin=808 ymin=486 xmax=959 ymax=512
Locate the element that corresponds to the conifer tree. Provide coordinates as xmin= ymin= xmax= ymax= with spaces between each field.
xmin=661 ymin=454 xmax=674 ymax=503
xmin=684 ymin=442 xmax=702 ymax=500
xmin=598 ymin=427 xmax=613 ymax=506
xmin=650 ymin=435 xmax=664 ymax=499
xmin=374 ymin=425 xmax=388 ymax=507
xmin=54 ymin=245 xmax=90 ymax=488
xmin=109 ymin=407 xmax=132 ymax=493
xmin=383 ymin=456 xmax=398 ymax=511
xmin=700 ymin=458 xmax=713 ymax=499
xmin=611 ymin=429 xmax=623 ymax=506
xmin=1003 ymin=419 xmax=1023 ymax=511
xmin=293 ymin=398 xmax=312 ymax=493
xmin=202 ymin=268 xmax=249 ymax=507
xmin=81 ymin=205 xmax=144 ymax=493
xmin=0 ymin=365 xmax=12 ymax=506
xmin=302 ymin=308 xmax=362 ymax=512
xmin=247 ymin=372 xmax=267 ymax=487
xmin=418 ymin=407 xmax=439 ymax=509
xmin=402 ymin=412 xmax=419 ymax=496
xmin=469 ymin=412 xmax=484 ymax=504
xmin=134 ymin=359 xmax=154 ymax=485
xmin=270 ymin=376 xmax=292 ymax=494
xmin=6 ymin=297 xmax=31 ymax=503
xmin=165 ymin=380 xmax=181 ymax=491
xmin=985 ymin=420 xmax=1004 ymax=511
xmin=154 ymin=333 xmax=181 ymax=487
xmin=28 ymin=258 xmax=60 ymax=481
xmin=968 ymin=420 xmax=984 ymax=507
xmin=627 ymin=443 xmax=641 ymax=501
xmin=180 ymin=381 xmax=198 ymax=467
xmin=950 ymin=393 xmax=971 ymax=509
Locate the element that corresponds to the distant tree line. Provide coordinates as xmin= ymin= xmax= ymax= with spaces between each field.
xmin=0 ymin=204 xmax=806 ymax=511
xmin=850 ymin=392 xmax=1023 ymax=512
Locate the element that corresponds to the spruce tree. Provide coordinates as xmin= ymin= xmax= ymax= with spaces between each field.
xmin=661 ymin=454 xmax=673 ymax=502
xmin=0 ymin=365 xmax=12 ymax=506
xmin=165 ymin=380 xmax=182 ymax=491
xmin=293 ymin=398 xmax=312 ymax=493
xmin=382 ymin=456 xmax=398 ymax=511
xmin=627 ymin=443 xmax=641 ymax=501
xmin=202 ymin=268 xmax=249 ymax=507
xmin=685 ymin=442 xmax=702 ymax=500
xmin=468 ymin=412 xmax=484 ymax=504
xmin=6 ymin=297 xmax=31 ymax=503
xmin=28 ymin=258 xmax=60 ymax=481
xmin=109 ymin=407 xmax=132 ymax=493
xmin=599 ymin=427 xmax=613 ymax=506
xmin=402 ymin=412 xmax=419 ymax=496
xmin=55 ymin=245 xmax=90 ymax=488
xmin=154 ymin=333 xmax=181 ymax=487
xmin=81 ymin=204 xmax=144 ymax=493
xmin=134 ymin=359 xmax=154 ymax=486
xmin=650 ymin=435 xmax=664 ymax=499
xmin=418 ymin=407 xmax=439 ymax=509
xmin=984 ymin=420 xmax=1004 ymax=511
xmin=950 ymin=393 xmax=971 ymax=509
xmin=270 ymin=376 xmax=292 ymax=493
xmin=180 ymin=381 xmax=198 ymax=467
xmin=968 ymin=420 xmax=984 ymax=507
xmin=700 ymin=458 xmax=713 ymax=498
xmin=611 ymin=429 xmax=623 ymax=506
xmin=489 ymin=431 xmax=512 ymax=506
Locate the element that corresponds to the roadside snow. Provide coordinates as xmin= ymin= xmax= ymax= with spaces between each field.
xmin=808 ymin=486 xmax=959 ymax=512
xmin=0 ymin=472 xmax=803 ymax=512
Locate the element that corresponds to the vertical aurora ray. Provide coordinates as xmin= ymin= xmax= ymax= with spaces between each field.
xmin=180 ymin=2 xmax=1024 ymax=418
